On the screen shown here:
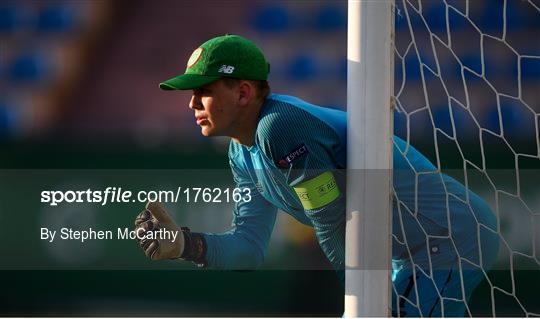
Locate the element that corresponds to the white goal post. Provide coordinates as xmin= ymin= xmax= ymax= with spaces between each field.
xmin=346 ymin=0 xmax=540 ymax=317
xmin=345 ymin=0 xmax=395 ymax=317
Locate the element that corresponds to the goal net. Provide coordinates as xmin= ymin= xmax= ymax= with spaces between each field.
xmin=392 ymin=0 xmax=539 ymax=316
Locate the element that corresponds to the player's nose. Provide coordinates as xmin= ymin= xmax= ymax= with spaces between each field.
xmin=189 ymin=95 xmax=203 ymax=110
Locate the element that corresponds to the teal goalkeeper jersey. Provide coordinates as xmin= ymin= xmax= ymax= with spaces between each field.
xmin=201 ymin=94 xmax=497 ymax=276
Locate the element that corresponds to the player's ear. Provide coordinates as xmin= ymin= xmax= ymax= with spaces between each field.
xmin=237 ymin=80 xmax=253 ymax=107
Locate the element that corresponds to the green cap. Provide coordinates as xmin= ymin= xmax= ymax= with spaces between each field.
xmin=159 ymin=35 xmax=269 ymax=90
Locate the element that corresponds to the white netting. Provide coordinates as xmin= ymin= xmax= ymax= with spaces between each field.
xmin=392 ymin=0 xmax=539 ymax=316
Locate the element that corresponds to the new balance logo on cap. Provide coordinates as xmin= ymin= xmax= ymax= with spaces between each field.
xmin=218 ymin=65 xmax=235 ymax=74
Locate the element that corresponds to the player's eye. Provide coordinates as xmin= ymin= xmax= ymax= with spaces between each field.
xmin=193 ymin=88 xmax=210 ymax=96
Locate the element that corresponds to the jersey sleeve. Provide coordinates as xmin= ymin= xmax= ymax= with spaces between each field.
xmin=256 ymin=107 xmax=344 ymax=186
xmin=256 ymin=109 xmax=346 ymax=279
xmin=202 ymin=148 xmax=278 ymax=270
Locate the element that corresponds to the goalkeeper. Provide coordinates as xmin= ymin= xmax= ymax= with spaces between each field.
xmin=135 ymin=35 xmax=500 ymax=317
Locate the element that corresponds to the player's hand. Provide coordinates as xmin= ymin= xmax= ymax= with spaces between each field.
xmin=134 ymin=201 xmax=185 ymax=260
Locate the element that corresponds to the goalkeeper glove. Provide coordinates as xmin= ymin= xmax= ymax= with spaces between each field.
xmin=134 ymin=201 xmax=207 ymax=265
xmin=134 ymin=201 xmax=184 ymax=260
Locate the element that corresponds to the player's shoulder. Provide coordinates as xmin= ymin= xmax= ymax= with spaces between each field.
xmin=255 ymin=94 xmax=320 ymax=142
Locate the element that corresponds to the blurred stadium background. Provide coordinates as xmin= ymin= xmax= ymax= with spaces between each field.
xmin=0 ymin=0 xmax=538 ymax=316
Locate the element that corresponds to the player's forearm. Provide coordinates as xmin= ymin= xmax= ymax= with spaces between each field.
xmin=306 ymin=194 xmax=346 ymax=272
xmin=314 ymin=219 xmax=346 ymax=285
xmin=202 ymin=231 xmax=266 ymax=270
xmin=178 ymin=228 xmax=207 ymax=265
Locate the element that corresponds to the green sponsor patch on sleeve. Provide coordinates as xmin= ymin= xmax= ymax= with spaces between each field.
xmin=293 ymin=171 xmax=340 ymax=210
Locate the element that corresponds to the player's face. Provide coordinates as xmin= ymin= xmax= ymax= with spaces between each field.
xmin=188 ymin=80 xmax=242 ymax=137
